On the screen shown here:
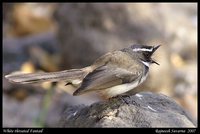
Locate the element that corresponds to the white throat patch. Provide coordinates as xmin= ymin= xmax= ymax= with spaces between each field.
xmin=133 ymin=48 xmax=153 ymax=52
xmin=141 ymin=61 xmax=150 ymax=67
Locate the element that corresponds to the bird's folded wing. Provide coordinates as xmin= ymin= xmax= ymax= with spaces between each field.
xmin=73 ymin=65 xmax=141 ymax=95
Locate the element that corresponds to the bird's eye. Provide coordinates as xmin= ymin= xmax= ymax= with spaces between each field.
xmin=144 ymin=53 xmax=150 ymax=57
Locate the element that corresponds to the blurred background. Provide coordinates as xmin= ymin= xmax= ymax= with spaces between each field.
xmin=3 ymin=3 xmax=197 ymax=127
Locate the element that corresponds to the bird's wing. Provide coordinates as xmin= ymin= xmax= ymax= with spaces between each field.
xmin=73 ymin=65 xmax=142 ymax=95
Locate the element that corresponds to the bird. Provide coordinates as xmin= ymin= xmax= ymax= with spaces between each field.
xmin=5 ymin=44 xmax=160 ymax=98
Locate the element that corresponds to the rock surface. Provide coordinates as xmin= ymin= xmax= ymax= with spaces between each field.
xmin=60 ymin=92 xmax=196 ymax=127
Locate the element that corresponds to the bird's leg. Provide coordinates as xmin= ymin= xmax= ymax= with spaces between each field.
xmin=109 ymin=94 xmax=131 ymax=105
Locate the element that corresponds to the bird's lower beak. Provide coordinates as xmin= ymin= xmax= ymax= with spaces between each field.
xmin=151 ymin=59 xmax=160 ymax=65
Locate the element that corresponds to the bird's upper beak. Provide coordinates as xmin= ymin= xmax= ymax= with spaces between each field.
xmin=152 ymin=45 xmax=161 ymax=54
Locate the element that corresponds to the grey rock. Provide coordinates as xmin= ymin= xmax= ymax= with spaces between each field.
xmin=60 ymin=92 xmax=196 ymax=127
xmin=54 ymin=3 xmax=164 ymax=69
xmin=3 ymin=94 xmax=42 ymax=127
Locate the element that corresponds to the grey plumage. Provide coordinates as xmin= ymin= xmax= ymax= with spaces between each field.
xmin=73 ymin=50 xmax=145 ymax=96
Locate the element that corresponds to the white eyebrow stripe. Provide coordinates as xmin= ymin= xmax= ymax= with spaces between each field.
xmin=132 ymin=48 xmax=153 ymax=52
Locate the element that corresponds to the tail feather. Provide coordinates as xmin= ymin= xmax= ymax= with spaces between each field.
xmin=5 ymin=68 xmax=89 ymax=84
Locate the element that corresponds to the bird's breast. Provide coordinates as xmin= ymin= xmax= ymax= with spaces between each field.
xmin=100 ymin=73 xmax=148 ymax=98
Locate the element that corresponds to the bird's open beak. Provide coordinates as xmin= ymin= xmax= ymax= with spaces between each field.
xmin=151 ymin=45 xmax=161 ymax=65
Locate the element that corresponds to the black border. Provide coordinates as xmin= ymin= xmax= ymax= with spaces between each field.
xmin=1 ymin=1 xmax=199 ymax=134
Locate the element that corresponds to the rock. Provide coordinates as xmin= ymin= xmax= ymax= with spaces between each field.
xmin=60 ymin=92 xmax=196 ymax=127
xmin=7 ymin=3 xmax=56 ymax=37
xmin=3 ymin=94 xmax=42 ymax=127
xmin=3 ymin=31 xmax=59 ymax=73
xmin=54 ymin=3 xmax=165 ymax=69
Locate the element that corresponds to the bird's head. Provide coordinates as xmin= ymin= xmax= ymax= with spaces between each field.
xmin=131 ymin=44 xmax=161 ymax=66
